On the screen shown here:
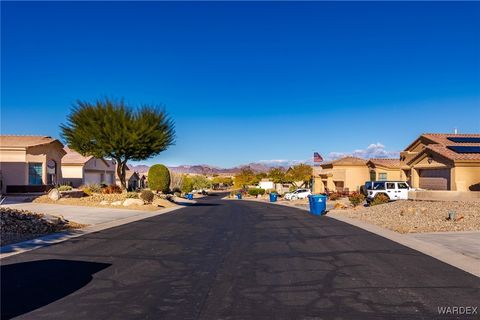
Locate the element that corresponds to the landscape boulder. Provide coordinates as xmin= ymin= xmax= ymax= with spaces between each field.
xmin=100 ymin=200 xmax=109 ymax=205
xmin=48 ymin=189 xmax=61 ymax=201
xmin=111 ymin=201 xmax=123 ymax=206
xmin=123 ymin=198 xmax=144 ymax=206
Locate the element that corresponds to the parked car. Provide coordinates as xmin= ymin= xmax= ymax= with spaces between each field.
xmin=284 ymin=188 xmax=312 ymax=200
xmin=365 ymin=181 xmax=411 ymax=203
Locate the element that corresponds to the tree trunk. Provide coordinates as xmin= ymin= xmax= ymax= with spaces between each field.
xmin=115 ymin=159 xmax=128 ymax=190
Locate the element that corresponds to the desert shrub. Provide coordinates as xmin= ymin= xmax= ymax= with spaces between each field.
xmin=248 ymin=188 xmax=265 ymax=196
xmin=328 ymin=192 xmax=342 ymax=201
xmin=148 ymin=164 xmax=171 ymax=193
xmin=102 ymin=184 xmax=122 ymax=194
xmin=181 ymin=176 xmax=194 ymax=193
xmin=348 ymin=192 xmax=365 ymax=207
xmin=140 ymin=190 xmax=155 ymax=203
xmin=82 ymin=187 xmax=93 ymax=196
xmin=57 ymin=185 xmax=73 ymax=191
xmin=126 ymin=192 xmax=139 ymax=199
xmin=370 ymin=193 xmax=390 ymax=206
xmin=85 ymin=183 xmax=102 ymax=193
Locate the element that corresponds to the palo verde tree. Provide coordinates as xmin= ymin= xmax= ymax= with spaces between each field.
xmin=286 ymin=164 xmax=313 ymax=188
xmin=60 ymin=98 xmax=175 ymax=189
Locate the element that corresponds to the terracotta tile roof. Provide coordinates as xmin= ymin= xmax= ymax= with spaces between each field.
xmin=421 ymin=133 xmax=480 ymax=147
xmin=0 ymin=135 xmax=63 ymax=148
xmin=407 ymin=133 xmax=480 ymax=162
xmin=62 ymin=147 xmax=93 ymax=164
xmin=321 ymin=156 xmax=367 ymax=167
xmin=367 ymin=158 xmax=401 ymax=169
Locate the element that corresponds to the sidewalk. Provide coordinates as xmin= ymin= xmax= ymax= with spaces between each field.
xmin=0 ymin=203 xmax=183 ymax=258
xmin=234 ymin=197 xmax=480 ymax=277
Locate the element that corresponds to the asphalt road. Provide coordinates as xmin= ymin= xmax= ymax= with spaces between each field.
xmin=2 ymin=194 xmax=479 ymax=320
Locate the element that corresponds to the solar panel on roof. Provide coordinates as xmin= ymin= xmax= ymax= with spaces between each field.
xmin=447 ymin=137 xmax=480 ymax=143
xmin=447 ymin=146 xmax=480 ymax=153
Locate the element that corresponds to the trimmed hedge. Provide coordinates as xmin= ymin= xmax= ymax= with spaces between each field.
xmin=148 ymin=164 xmax=171 ymax=193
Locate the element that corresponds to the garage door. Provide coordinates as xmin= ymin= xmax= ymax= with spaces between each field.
xmin=84 ymin=172 xmax=102 ymax=185
xmin=419 ymin=169 xmax=450 ymax=190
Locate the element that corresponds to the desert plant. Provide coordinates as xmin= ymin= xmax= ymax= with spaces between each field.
xmin=247 ymin=188 xmax=265 ymax=197
xmin=181 ymin=175 xmax=194 ymax=193
xmin=102 ymin=184 xmax=122 ymax=194
xmin=328 ymin=192 xmax=343 ymax=201
xmin=348 ymin=192 xmax=365 ymax=207
xmin=57 ymin=185 xmax=73 ymax=191
xmin=82 ymin=187 xmax=93 ymax=196
xmin=83 ymin=183 xmax=102 ymax=193
xmin=126 ymin=192 xmax=139 ymax=199
xmin=60 ymin=98 xmax=175 ymax=189
xmin=148 ymin=164 xmax=171 ymax=193
xmin=370 ymin=193 xmax=390 ymax=206
xmin=140 ymin=190 xmax=155 ymax=203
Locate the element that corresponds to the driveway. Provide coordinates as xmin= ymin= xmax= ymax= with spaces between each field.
xmin=409 ymin=231 xmax=480 ymax=260
xmin=1 ymin=194 xmax=479 ymax=319
xmin=2 ymin=203 xmax=158 ymax=225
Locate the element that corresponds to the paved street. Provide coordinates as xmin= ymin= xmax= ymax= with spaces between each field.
xmin=1 ymin=194 xmax=479 ymax=320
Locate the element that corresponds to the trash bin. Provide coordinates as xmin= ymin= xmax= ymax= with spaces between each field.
xmin=308 ymin=195 xmax=327 ymax=216
xmin=269 ymin=193 xmax=278 ymax=202
xmin=236 ymin=193 xmax=242 ymax=200
xmin=186 ymin=193 xmax=194 ymax=200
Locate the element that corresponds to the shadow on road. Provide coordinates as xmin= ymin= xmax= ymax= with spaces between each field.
xmin=1 ymin=259 xmax=110 ymax=320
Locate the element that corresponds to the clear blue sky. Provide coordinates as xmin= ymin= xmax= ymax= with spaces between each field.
xmin=2 ymin=2 xmax=479 ymax=167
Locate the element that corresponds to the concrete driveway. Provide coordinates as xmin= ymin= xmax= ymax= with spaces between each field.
xmin=2 ymin=203 xmax=158 ymax=226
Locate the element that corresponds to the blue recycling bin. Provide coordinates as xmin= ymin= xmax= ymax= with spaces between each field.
xmin=308 ymin=195 xmax=327 ymax=216
xmin=186 ymin=193 xmax=194 ymax=200
xmin=236 ymin=193 xmax=242 ymax=200
xmin=269 ymin=193 xmax=278 ymax=202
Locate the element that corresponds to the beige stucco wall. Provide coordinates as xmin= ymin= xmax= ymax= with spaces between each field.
xmin=451 ymin=165 xmax=480 ymax=192
xmin=341 ymin=165 xmax=370 ymax=192
xmin=26 ymin=144 xmax=64 ymax=184
xmin=370 ymin=167 xmax=402 ymax=181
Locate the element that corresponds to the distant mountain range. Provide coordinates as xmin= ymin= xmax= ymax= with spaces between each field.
xmin=128 ymin=162 xmax=298 ymax=175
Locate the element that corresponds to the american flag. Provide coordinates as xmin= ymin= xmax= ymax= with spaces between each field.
xmin=313 ymin=152 xmax=323 ymax=163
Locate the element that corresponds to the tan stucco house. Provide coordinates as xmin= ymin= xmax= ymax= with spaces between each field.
xmin=313 ymin=157 xmax=370 ymax=194
xmin=0 ymin=135 xmax=66 ymax=193
xmin=401 ymin=133 xmax=480 ymax=191
xmin=366 ymin=158 xmax=402 ymax=181
xmin=61 ymin=147 xmax=116 ymax=187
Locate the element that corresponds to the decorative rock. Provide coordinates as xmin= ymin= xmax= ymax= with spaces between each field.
xmin=123 ymin=198 xmax=144 ymax=206
xmin=111 ymin=201 xmax=123 ymax=206
xmin=100 ymin=200 xmax=109 ymax=205
xmin=48 ymin=189 xmax=61 ymax=201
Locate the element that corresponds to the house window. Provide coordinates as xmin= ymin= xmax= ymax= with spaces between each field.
xmin=28 ymin=163 xmax=43 ymax=185
xmin=378 ymin=173 xmax=387 ymax=181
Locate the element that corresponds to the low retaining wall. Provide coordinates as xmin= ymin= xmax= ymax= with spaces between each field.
xmin=408 ymin=190 xmax=480 ymax=202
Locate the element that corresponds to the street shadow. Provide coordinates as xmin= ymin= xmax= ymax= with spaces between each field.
xmin=1 ymin=259 xmax=110 ymax=320
xmin=191 ymin=203 xmax=221 ymax=207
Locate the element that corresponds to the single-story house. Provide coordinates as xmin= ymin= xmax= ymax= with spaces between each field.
xmin=400 ymin=133 xmax=480 ymax=191
xmin=61 ymin=147 xmax=116 ymax=187
xmin=115 ymin=164 xmax=140 ymax=191
xmin=0 ymin=135 xmax=66 ymax=193
xmin=313 ymin=156 xmax=370 ymax=194
xmin=366 ymin=158 xmax=402 ymax=181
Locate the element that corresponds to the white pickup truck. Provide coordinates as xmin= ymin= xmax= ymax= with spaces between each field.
xmin=365 ymin=181 xmax=411 ymax=203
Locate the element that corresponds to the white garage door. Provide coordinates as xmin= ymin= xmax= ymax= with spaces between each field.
xmin=84 ymin=172 xmax=102 ymax=185
xmin=419 ymin=169 xmax=450 ymax=190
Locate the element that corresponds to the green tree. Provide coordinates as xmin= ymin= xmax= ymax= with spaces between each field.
xmin=148 ymin=164 xmax=171 ymax=193
xmin=181 ymin=175 xmax=194 ymax=193
xmin=61 ymin=98 xmax=175 ymax=189
xmin=286 ymin=164 xmax=313 ymax=188
xmin=191 ymin=175 xmax=212 ymax=190
xmin=268 ymin=167 xmax=286 ymax=183
xmin=234 ymin=167 xmax=256 ymax=189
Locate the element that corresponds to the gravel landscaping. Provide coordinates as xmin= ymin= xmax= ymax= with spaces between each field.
xmin=328 ymin=200 xmax=480 ymax=233
xmin=1 ymin=207 xmax=85 ymax=246
xmin=33 ymin=193 xmax=177 ymax=211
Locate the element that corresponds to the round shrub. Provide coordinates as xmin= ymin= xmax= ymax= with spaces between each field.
xmin=370 ymin=193 xmax=389 ymax=206
xmin=140 ymin=190 xmax=155 ymax=203
xmin=148 ymin=164 xmax=171 ymax=193
xmin=102 ymin=184 xmax=122 ymax=194
xmin=348 ymin=192 xmax=365 ymax=207
xmin=57 ymin=185 xmax=73 ymax=191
